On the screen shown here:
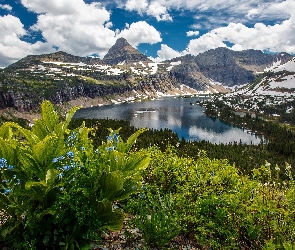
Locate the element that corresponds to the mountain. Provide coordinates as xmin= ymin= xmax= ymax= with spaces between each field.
xmin=0 ymin=38 xmax=294 ymax=111
xmin=102 ymin=38 xmax=152 ymax=65
xmin=168 ymin=48 xmax=293 ymax=89
xmin=6 ymin=51 xmax=103 ymax=71
xmin=233 ymin=57 xmax=295 ymax=97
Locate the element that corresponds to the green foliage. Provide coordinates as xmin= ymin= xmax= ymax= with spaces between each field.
xmin=0 ymin=101 xmax=149 ymax=249
xmin=129 ymin=187 xmax=181 ymax=248
xmin=131 ymin=146 xmax=295 ymax=249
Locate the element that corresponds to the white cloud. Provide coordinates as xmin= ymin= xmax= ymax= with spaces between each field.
xmin=0 ymin=15 xmax=52 ymax=67
xmin=0 ymin=4 xmax=12 ymax=11
xmin=124 ymin=0 xmax=172 ymax=21
xmin=146 ymin=2 xmax=172 ymax=21
xmin=185 ymin=33 xmax=227 ymax=55
xmin=186 ymin=30 xmax=200 ymax=37
xmin=21 ymin=0 xmax=117 ymax=58
xmin=151 ymin=44 xmax=182 ymax=62
xmin=184 ymin=13 xmax=295 ymax=55
xmin=125 ymin=0 xmax=148 ymax=13
xmin=118 ymin=21 xmax=162 ymax=47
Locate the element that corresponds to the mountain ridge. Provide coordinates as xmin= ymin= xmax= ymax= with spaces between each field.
xmin=0 ymin=38 xmax=294 ymax=111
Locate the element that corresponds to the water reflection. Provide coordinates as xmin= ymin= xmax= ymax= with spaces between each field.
xmin=74 ymin=97 xmax=262 ymax=144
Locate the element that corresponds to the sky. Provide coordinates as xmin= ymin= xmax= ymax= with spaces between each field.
xmin=0 ymin=0 xmax=295 ymax=67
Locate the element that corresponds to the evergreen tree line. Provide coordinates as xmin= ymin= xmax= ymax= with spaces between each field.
xmin=70 ymin=117 xmax=295 ymax=180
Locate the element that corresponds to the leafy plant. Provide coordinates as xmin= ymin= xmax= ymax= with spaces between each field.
xmin=0 ymin=101 xmax=150 ymax=249
xmin=132 ymin=188 xmax=180 ymax=248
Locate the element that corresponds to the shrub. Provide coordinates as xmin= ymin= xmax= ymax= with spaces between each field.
xmin=0 ymin=101 xmax=150 ymax=249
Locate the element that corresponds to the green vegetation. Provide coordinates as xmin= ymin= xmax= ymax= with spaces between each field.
xmin=0 ymin=101 xmax=295 ymax=249
xmin=0 ymin=101 xmax=149 ymax=249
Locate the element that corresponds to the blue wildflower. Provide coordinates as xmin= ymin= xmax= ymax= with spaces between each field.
xmin=106 ymin=146 xmax=114 ymax=152
xmin=63 ymin=165 xmax=70 ymax=171
xmin=7 ymin=165 xmax=14 ymax=170
xmin=57 ymin=172 xmax=64 ymax=179
xmin=2 ymin=179 xmax=10 ymax=183
xmin=80 ymin=146 xmax=85 ymax=151
xmin=17 ymin=179 xmax=21 ymax=185
xmin=52 ymin=158 xmax=59 ymax=163
xmin=67 ymin=151 xmax=74 ymax=158
xmin=106 ymin=135 xmax=113 ymax=141
xmin=59 ymin=187 xmax=64 ymax=191
xmin=3 ymin=189 xmax=11 ymax=195
xmin=0 ymin=158 xmax=7 ymax=168
xmin=113 ymin=133 xmax=119 ymax=142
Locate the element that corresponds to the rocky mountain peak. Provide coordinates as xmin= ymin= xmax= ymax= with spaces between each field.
xmin=102 ymin=37 xmax=152 ymax=65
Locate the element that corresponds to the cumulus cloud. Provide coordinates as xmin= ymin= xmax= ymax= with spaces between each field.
xmin=146 ymin=2 xmax=172 ymax=21
xmin=186 ymin=31 xmax=200 ymax=37
xmin=0 ymin=4 xmax=12 ymax=11
xmin=17 ymin=0 xmax=117 ymax=58
xmin=0 ymin=15 xmax=52 ymax=67
xmin=151 ymin=44 xmax=182 ymax=62
xmin=185 ymin=33 xmax=227 ymax=55
xmin=124 ymin=0 xmax=172 ymax=21
xmin=185 ymin=16 xmax=295 ymax=55
xmin=125 ymin=0 xmax=148 ymax=13
xmin=118 ymin=21 xmax=162 ymax=47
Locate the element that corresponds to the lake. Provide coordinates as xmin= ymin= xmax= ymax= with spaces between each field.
xmin=73 ymin=97 xmax=262 ymax=144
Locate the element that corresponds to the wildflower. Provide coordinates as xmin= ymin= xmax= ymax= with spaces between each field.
xmin=7 ymin=165 xmax=14 ymax=170
xmin=2 ymin=179 xmax=10 ymax=183
xmin=67 ymin=151 xmax=74 ymax=158
xmin=275 ymin=165 xmax=280 ymax=171
xmin=57 ymin=172 xmax=64 ymax=179
xmin=59 ymin=187 xmax=64 ymax=191
xmin=113 ymin=133 xmax=119 ymax=142
xmin=63 ymin=165 xmax=70 ymax=171
xmin=106 ymin=146 xmax=114 ymax=152
xmin=0 ymin=158 xmax=7 ymax=168
xmin=52 ymin=158 xmax=59 ymax=163
xmin=286 ymin=163 xmax=292 ymax=170
xmin=17 ymin=179 xmax=21 ymax=185
xmin=265 ymin=161 xmax=271 ymax=167
xmin=3 ymin=189 xmax=11 ymax=195
xmin=80 ymin=146 xmax=85 ymax=151
xmin=106 ymin=135 xmax=113 ymax=141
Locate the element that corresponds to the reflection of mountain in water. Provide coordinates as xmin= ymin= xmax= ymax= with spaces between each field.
xmin=74 ymin=97 xmax=262 ymax=144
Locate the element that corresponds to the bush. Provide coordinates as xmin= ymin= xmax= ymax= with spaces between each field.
xmin=0 ymin=101 xmax=150 ymax=249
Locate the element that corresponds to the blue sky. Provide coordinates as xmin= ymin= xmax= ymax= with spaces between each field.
xmin=0 ymin=0 xmax=294 ymax=67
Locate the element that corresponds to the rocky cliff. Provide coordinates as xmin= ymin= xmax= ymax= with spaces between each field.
xmin=102 ymin=38 xmax=152 ymax=65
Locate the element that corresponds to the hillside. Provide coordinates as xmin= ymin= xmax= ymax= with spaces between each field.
xmin=0 ymin=38 xmax=294 ymax=111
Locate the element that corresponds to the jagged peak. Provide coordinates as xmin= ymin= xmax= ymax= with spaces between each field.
xmin=102 ymin=38 xmax=152 ymax=65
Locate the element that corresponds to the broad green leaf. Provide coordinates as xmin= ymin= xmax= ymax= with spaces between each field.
xmin=120 ymin=128 xmax=147 ymax=153
xmin=0 ymin=138 xmax=17 ymax=165
xmin=123 ymin=152 xmax=150 ymax=175
xmin=0 ymin=122 xmax=13 ymax=139
xmin=45 ymin=169 xmax=59 ymax=186
xmin=102 ymin=209 xmax=125 ymax=231
xmin=0 ymin=122 xmax=39 ymax=145
xmin=41 ymin=101 xmax=59 ymax=132
xmin=99 ymin=171 xmax=124 ymax=201
xmin=31 ymin=119 xmax=51 ymax=141
xmin=32 ymin=135 xmax=60 ymax=165
xmin=25 ymin=181 xmax=47 ymax=202
xmin=18 ymin=151 xmax=40 ymax=178
xmin=65 ymin=106 xmax=80 ymax=127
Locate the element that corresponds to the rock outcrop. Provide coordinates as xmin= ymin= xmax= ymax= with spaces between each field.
xmin=102 ymin=38 xmax=152 ymax=65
